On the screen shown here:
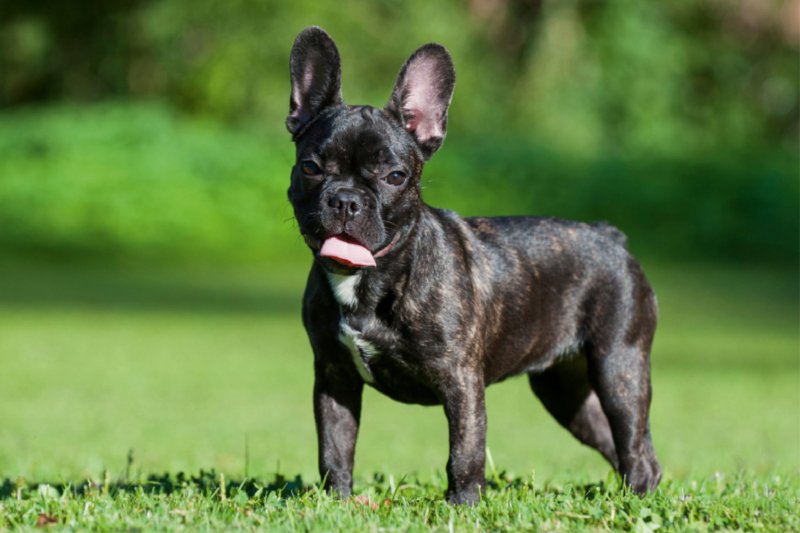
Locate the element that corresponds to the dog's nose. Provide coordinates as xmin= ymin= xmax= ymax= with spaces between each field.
xmin=328 ymin=190 xmax=363 ymax=220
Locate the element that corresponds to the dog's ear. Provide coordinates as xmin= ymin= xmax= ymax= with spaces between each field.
xmin=287 ymin=26 xmax=343 ymax=136
xmin=386 ymin=44 xmax=456 ymax=160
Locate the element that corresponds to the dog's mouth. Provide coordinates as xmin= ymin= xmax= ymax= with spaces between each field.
xmin=302 ymin=232 xmax=402 ymax=268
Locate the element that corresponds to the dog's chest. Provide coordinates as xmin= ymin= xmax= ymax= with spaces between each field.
xmin=327 ymin=272 xmax=380 ymax=384
xmin=323 ymin=270 xmax=447 ymax=405
xmin=337 ymin=321 xmax=379 ymax=384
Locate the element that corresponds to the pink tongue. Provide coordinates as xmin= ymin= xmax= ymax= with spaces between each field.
xmin=320 ymin=236 xmax=376 ymax=267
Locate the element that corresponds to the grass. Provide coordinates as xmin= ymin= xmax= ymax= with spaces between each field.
xmin=1 ymin=471 xmax=798 ymax=531
xmin=0 ymin=259 xmax=796 ymax=530
xmin=0 ymin=260 xmax=796 ymax=480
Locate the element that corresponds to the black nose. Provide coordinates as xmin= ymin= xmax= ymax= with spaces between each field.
xmin=328 ymin=189 xmax=364 ymax=220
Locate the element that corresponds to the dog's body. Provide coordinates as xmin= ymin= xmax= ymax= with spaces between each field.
xmin=287 ymin=27 xmax=661 ymax=505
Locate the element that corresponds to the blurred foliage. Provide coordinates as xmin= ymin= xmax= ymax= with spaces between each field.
xmin=0 ymin=103 xmax=293 ymax=263
xmin=428 ymin=134 xmax=798 ymax=263
xmin=0 ymin=0 xmax=797 ymax=264
xmin=0 ymin=102 xmax=795 ymax=263
xmin=1 ymin=0 xmax=797 ymax=154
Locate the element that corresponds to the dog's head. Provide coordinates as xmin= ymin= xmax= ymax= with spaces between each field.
xmin=286 ymin=26 xmax=455 ymax=273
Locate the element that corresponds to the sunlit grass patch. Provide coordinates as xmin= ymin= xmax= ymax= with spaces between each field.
xmin=1 ymin=470 xmax=797 ymax=532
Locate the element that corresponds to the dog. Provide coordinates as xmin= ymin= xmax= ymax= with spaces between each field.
xmin=286 ymin=26 xmax=662 ymax=505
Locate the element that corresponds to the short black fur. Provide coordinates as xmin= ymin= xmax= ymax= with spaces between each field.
xmin=286 ymin=26 xmax=662 ymax=505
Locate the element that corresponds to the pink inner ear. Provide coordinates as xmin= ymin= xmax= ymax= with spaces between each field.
xmin=405 ymin=114 xmax=421 ymax=132
xmin=403 ymin=57 xmax=446 ymax=143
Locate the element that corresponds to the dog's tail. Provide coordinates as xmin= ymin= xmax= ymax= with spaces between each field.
xmin=591 ymin=221 xmax=628 ymax=250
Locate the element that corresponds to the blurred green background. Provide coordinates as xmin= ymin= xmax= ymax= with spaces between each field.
xmin=0 ymin=0 xmax=797 ymax=484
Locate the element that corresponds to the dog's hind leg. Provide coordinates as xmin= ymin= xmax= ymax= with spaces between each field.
xmin=585 ymin=341 xmax=661 ymax=495
xmin=582 ymin=265 xmax=662 ymax=495
xmin=528 ymin=354 xmax=619 ymax=469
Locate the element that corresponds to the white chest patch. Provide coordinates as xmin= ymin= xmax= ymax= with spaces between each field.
xmin=326 ymin=271 xmax=362 ymax=308
xmin=338 ymin=322 xmax=379 ymax=385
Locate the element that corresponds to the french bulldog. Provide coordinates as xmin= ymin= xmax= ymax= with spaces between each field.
xmin=286 ymin=26 xmax=661 ymax=505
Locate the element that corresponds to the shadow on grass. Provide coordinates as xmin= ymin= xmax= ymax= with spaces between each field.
xmin=0 ymin=469 xmax=614 ymax=501
xmin=0 ymin=260 xmax=305 ymax=315
xmin=0 ymin=470 xmax=307 ymax=500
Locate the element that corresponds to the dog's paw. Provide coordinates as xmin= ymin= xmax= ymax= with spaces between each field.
xmin=627 ymin=455 xmax=663 ymax=496
xmin=446 ymin=485 xmax=482 ymax=506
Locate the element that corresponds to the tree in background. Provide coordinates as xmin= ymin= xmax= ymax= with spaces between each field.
xmin=0 ymin=0 xmax=796 ymax=264
xmin=1 ymin=0 xmax=796 ymax=155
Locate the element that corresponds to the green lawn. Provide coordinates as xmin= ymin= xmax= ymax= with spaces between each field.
xmin=1 ymin=472 xmax=798 ymax=531
xmin=0 ymin=259 xmax=797 ymax=530
xmin=0 ymin=259 xmax=796 ymax=487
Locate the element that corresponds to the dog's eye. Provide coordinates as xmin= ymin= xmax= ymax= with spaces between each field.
xmin=386 ymin=171 xmax=406 ymax=186
xmin=301 ymin=161 xmax=321 ymax=176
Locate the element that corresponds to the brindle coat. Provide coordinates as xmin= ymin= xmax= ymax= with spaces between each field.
xmin=286 ymin=26 xmax=662 ymax=505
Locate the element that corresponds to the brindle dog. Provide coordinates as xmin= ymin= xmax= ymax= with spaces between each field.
xmin=286 ymin=26 xmax=661 ymax=505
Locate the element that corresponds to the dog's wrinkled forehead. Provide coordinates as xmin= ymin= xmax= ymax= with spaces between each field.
xmin=299 ymin=106 xmax=422 ymax=175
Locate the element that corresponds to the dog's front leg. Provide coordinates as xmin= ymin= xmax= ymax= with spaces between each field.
xmin=443 ymin=371 xmax=487 ymax=505
xmin=314 ymin=361 xmax=363 ymax=498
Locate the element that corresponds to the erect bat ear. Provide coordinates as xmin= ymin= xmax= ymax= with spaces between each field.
xmin=385 ymin=43 xmax=456 ymax=160
xmin=286 ymin=26 xmax=343 ymax=137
